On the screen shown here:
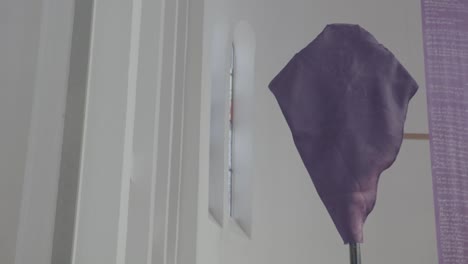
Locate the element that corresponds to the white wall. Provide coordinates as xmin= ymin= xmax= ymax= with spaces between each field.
xmin=198 ymin=0 xmax=438 ymax=264
xmin=0 ymin=1 xmax=44 ymax=263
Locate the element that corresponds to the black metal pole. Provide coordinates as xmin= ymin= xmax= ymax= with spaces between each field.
xmin=349 ymin=243 xmax=361 ymax=264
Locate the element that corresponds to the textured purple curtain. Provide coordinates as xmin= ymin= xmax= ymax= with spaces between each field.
xmin=421 ymin=1 xmax=468 ymax=263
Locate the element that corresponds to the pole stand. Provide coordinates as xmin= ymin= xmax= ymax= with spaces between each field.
xmin=349 ymin=243 xmax=361 ymax=264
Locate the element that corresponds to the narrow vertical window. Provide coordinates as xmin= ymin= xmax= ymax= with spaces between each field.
xmin=208 ymin=28 xmax=230 ymax=225
xmin=228 ymin=44 xmax=235 ymax=217
xmin=208 ymin=22 xmax=254 ymax=231
xmin=229 ymin=21 xmax=255 ymax=235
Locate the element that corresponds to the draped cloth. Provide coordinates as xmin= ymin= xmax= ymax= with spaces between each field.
xmin=269 ymin=24 xmax=418 ymax=243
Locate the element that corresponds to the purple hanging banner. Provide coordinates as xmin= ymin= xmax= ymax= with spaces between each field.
xmin=421 ymin=1 xmax=468 ymax=263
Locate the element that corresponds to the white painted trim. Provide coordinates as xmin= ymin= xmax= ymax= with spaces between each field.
xmin=51 ymin=0 xmax=93 ymax=262
xmin=70 ymin=0 xmax=96 ymax=260
xmin=115 ymin=0 xmax=142 ymax=262
xmin=144 ymin=0 xmax=166 ymax=262
xmin=71 ymin=0 xmax=138 ymax=263
xmin=14 ymin=0 xmax=75 ymax=263
xmin=177 ymin=0 xmax=205 ymax=263
xmin=124 ymin=0 xmax=166 ymax=263
xmin=148 ymin=0 xmax=192 ymax=263
xmin=149 ymin=0 xmax=180 ymax=262
xmin=66 ymin=0 xmax=205 ymax=262
xmin=148 ymin=0 xmax=204 ymax=263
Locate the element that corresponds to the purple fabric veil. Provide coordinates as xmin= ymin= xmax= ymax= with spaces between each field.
xmin=269 ymin=24 xmax=418 ymax=244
